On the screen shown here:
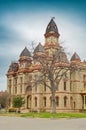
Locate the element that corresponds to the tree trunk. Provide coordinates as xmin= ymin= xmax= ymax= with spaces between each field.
xmin=52 ymin=88 xmax=56 ymax=113
xmin=18 ymin=107 xmax=21 ymax=113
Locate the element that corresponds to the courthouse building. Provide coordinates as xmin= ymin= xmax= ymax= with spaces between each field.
xmin=7 ymin=18 xmax=86 ymax=112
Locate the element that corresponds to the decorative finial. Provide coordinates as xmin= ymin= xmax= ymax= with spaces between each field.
xmin=51 ymin=17 xmax=55 ymax=20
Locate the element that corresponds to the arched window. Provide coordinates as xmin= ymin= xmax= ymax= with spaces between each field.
xmin=20 ymin=86 xmax=22 ymax=93
xmin=50 ymin=96 xmax=52 ymax=107
xmin=14 ymin=78 xmax=17 ymax=94
xmin=44 ymin=97 xmax=46 ymax=107
xmin=70 ymin=96 xmax=73 ymax=109
xmin=9 ymin=79 xmax=11 ymax=94
xmin=20 ymin=77 xmax=23 ymax=93
xmin=74 ymin=101 xmax=75 ymax=109
xmin=14 ymin=78 xmax=17 ymax=86
xmin=64 ymin=81 xmax=66 ymax=90
xmin=64 ymin=96 xmax=67 ymax=107
xmin=26 ymin=86 xmax=32 ymax=92
xmin=9 ymin=79 xmax=11 ymax=86
xmin=56 ymin=96 xmax=59 ymax=107
xmin=70 ymin=82 xmax=72 ymax=91
xmin=35 ymin=97 xmax=37 ymax=107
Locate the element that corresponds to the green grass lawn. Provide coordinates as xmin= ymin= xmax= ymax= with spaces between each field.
xmin=20 ymin=112 xmax=86 ymax=118
xmin=1 ymin=110 xmax=86 ymax=118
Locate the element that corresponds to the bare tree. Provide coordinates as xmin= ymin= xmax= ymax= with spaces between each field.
xmin=0 ymin=91 xmax=10 ymax=109
xmin=31 ymin=45 xmax=71 ymax=113
xmin=28 ymin=41 xmax=83 ymax=113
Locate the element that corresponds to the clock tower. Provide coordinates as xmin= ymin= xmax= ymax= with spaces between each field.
xmin=44 ymin=18 xmax=60 ymax=50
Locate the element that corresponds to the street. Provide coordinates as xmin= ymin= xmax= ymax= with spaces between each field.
xmin=0 ymin=116 xmax=86 ymax=130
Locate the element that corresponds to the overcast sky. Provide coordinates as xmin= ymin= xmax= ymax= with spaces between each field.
xmin=0 ymin=0 xmax=86 ymax=90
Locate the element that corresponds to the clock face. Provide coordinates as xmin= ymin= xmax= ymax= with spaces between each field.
xmin=47 ymin=38 xmax=50 ymax=43
xmin=54 ymin=37 xmax=57 ymax=42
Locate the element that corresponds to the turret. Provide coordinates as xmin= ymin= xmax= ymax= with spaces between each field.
xmin=33 ymin=43 xmax=45 ymax=64
xmin=19 ymin=47 xmax=32 ymax=68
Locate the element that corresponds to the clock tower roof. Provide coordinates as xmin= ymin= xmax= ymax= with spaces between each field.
xmin=45 ymin=18 xmax=59 ymax=36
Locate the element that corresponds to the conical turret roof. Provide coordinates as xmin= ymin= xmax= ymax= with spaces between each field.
xmin=45 ymin=18 xmax=59 ymax=34
xmin=20 ymin=47 xmax=31 ymax=57
xmin=70 ymin=52 xmax=81 ymax=61
xmin=34 ymin=43 xmax=45 ymax=53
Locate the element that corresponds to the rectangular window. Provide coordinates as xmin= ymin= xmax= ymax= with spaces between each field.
xmin=56 ymin=97 xmax=59 ymax=107
xmin=20 ymin=86 xmax=22 ymax=93
xmin=83 ymin=75 xmax=86 ymax=81
xmin=9 ymin=79 xmax=11 ymax=86
xmin=20 ymin=77 xmax=23 ymax=93
xmin=9 ymin=79 xmax=11 ymax=94
xmin=64 ymin=97 xmax=67 ymax=107
xmin=70 ymin=82 xmax=72 ymax=91
xmin=9 ymin=86 xmax=11 ymax=94
xmin=44 ymin=97 xmax=46 ymax=107
xmin=85 ymin=96 xmax=86 ymax=104
xmin=83 ymin=75 xmax=86 ymax=91
xmin=64 ymin=81 xmax=66 ymax=90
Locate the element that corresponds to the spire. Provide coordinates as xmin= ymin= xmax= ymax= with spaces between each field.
xmin=20 ymin=47 xmax=31 ymax=57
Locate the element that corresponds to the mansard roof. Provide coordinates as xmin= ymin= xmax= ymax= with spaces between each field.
xmin=8 ymin=62 xmax=19 ymax=72
xmin=45 ymin=18 xmax=59 ymax=34
xmin=34 ymin=43 xmax=45 ymax=53
xmin=20 ymin=47 xmax=31 ymax=57
xmin=70 ymin=52 xmax=81 ymax=61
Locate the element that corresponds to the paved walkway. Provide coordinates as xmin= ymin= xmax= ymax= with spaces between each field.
xmin=0 ymin=116 xmax=86 ymax=130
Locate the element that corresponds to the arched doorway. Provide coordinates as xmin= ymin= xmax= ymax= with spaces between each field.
xmin=26 ymin=85 xmax=32 ymax=110
xmin=70 ymin=96 xmax=73 ymax=109
xmin=27 ymin=95 xmax=31 ymax=109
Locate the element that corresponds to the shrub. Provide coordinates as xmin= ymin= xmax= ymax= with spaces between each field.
xmin=8 ymin=107 xmax=17 ymax=112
